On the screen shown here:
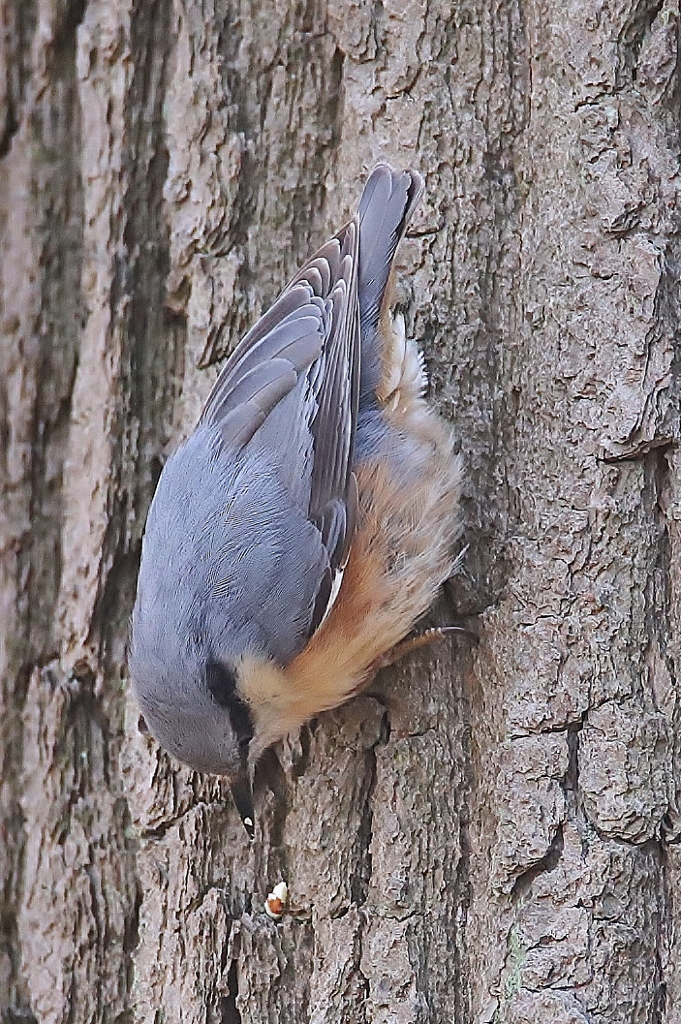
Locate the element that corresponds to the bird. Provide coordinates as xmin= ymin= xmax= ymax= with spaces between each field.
xmin=129 ymin=163 xmax=463 ymax=836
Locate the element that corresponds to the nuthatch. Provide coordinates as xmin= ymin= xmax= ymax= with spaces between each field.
xmin=129 ymin=164 xmax=462 ymax=836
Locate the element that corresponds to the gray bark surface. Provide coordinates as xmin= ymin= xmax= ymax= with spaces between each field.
xmin=1 ymin=0 xmax=680 ymax=1021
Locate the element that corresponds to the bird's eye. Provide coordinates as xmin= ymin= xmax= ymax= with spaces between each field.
xmin=205 ymin=661 xmax=254 ymax=752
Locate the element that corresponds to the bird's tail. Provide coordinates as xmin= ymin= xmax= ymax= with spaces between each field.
xmin=357 ymin=163 xmax=424 ymax=401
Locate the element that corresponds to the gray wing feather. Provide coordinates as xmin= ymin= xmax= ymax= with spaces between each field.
xmin=299 ymin=236 xmax=360 ymax=609
xmin=202 ymin=289 xmax=329 ymax=437
xmin=357 ymin=163 xmax=424 ymax=334
xmin=219 ymin=361 xmax=297 ymax=448
xmin=199 ymin=217 xmax=361 ymax=643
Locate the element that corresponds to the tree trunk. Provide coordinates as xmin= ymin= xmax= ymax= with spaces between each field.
xmin=1 ymin=0 xmax=680 ymax=1021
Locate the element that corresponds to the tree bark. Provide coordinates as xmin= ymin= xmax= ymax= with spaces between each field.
xmin=1 ymin=0 xmax=680 ymax=1021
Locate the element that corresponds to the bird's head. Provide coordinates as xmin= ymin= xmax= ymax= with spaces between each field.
xmin=129 ymin=643 xmax=260 ymax=838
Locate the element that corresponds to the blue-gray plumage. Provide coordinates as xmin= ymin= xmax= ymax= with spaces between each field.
xmin=129 ymin=164 xmax=462 ymax=835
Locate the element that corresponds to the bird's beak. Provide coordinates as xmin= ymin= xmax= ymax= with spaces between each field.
xmin=229 ymin=771 xmax=255 ymax=840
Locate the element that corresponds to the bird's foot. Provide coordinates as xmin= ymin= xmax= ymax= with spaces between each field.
xmin=370 ymin=624 xmax=474 ymax=673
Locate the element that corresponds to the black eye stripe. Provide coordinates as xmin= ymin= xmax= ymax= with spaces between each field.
xmin=205 ymin=661 xmax=238 ymax=706
xmin=205 ymin=661 xmax=254 ymax=751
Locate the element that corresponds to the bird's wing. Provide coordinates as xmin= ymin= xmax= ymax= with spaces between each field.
xmin=201 ymin=219 xmax=360 ymax=640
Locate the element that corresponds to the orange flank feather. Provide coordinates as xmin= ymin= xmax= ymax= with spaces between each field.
xmin=239 ymin=317 xmax=463 ymax=759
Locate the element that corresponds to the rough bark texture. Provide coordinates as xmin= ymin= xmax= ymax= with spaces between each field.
xmin=1 ymin=0 xmax=680 ymax=1021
